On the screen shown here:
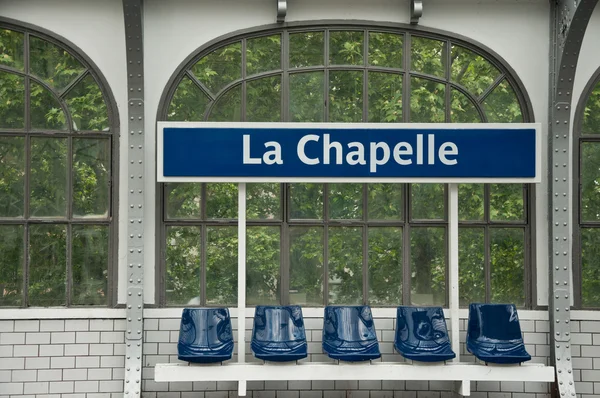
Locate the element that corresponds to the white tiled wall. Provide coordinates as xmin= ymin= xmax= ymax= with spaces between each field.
xmin=2 ymin=313 xmax=600 ymax=397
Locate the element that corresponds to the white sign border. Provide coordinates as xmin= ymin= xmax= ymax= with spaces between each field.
xmin=157 ymin=122 xmax=542 ymax=184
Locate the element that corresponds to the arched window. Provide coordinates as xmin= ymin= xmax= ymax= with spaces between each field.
xmin=158 ymin=24 xmax=533 ymax=308
xmin=574 ymin=68 xmax=600 ymax=308
xmin=0 ymin=23 xmax=118 ymax=307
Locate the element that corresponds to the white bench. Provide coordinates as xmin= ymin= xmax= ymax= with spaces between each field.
xmin=155 ymin=361 xmax=555 ymax=396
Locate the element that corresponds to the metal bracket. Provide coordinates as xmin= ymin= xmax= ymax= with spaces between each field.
xmin=549 ymin=1 xmax=598 ymax=397
xmin=410 ymin=0 xmax=423 ymax=25
xmin=277 ymin=0 xmax=287 ymax=23
xmin=123 ymin=0 xmax=145 ymax=397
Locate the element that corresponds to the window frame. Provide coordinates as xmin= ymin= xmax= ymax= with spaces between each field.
xmin=0 ymin=17 xmax=120 ymax=307
xmin=156 ymin=21 xmax=535 ymax=308
xmin=573 ymin=65 xmax=600 ymax=309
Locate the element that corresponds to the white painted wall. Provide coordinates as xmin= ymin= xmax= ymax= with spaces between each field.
xmin=3 ymin=0 xmax=594 ymax=309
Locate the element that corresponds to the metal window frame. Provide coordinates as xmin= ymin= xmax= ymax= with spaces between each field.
xmin=0 ymin=17 xmax=120 ymax=308
xmin=572 ymin=65 xmax=600 ymax=310
xmin=155 ymin=21 xmax=535 ymax=309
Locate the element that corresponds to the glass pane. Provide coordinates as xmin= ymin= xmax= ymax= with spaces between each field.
xmin=192 ymin=42 xmax=242 ymax=94
xmin=581 ymin=143 xmax=600 ymax=221
xmin=581 ymin=228 xmax=600 ymax=307
xmin=411 ymin=37 xmax=445 ymax=78
xmin=0 ymin=225 xmax=23 ymax=306
xmin=247 ymin=35 xmax=281 ymax=75
xmin=329 ymin=71 xmax=363 ymax=122
xmin=450 ymin=89 xmax=481 ymax=123
xmin=29 ymin=224 xmax=66 ymax=306
xmin=167 ymin=77 xmax=210 ymax=121
xmin=73 ymin=138 xmax=110 ymax=218
xmin=246 ymin=76 xmax=281 ymax=122
xmin=329 ymin=31 xmax=363 ymax=65
xmin=483 ymin=79 xmax=523 ymax=123
xmin=247 ymin=183 xmax=280 ymax=220
xmin=368 ymin=183 xmax=403 ymax=220
xmin=458 ymin=228 xmax=485 ymax=306
xmin=368 ymin=32 xmax=402 ymax=68
xmin=207 ymin=85 xmax=242 ymax=122
xmin=368 ymin=227 xmax=402 ymax=305
xmin=166 ymin=226 xmax=201 ymax=306
xmin=65 ymin=74 xmax=109 ymax=131
xmin=29 ymin=36 xmax=84 ymax=90
xmin=290 ymin=227 xmax=323 ymax=306
xmin=490 ymin=184 xmax=524 ymax=221
xmin=450 ymin=45 xmax=500 ymax=96
xmin=368 ymin=72 xmax=402 ymax=123
xmin=328 ymin=227 xmax=363 ymax=304
xmin=166 ymin=183 xmax=202 ymax=219
xmin=458 ymin=184 xmax=484 ymax=221
xmin=583 ymin=81 xmax=600 ymax=134
xmin=0 ymin=29 xmax=24 ymax=70
xmin=410 ymin=77 xmax=445 ymax=123
xmin=30 ymin=81 xmax=67 ymax=130
xmin=290 ymin=31 xmax=324 ymax=68
xmin=206 ymin=183 xmax=237 ymax=219
xmin=72 ymin=225 xmax=108 ymax=305
xmin=490 ymin=228 xmax=525 ymax=306
xmin=411 ymin=183 xmax=444 ymax=220
xmin=206 ymin=226 xmax=237 ymax=305
xmin=410 ymin=227 xmax=445 ymax=306
xmin=290 ymin=72 xmax=324 ymax=122
xmin=329 ymin=183 xmax=362 ymax=219
xmin=0 ymin=71 xmax=24 ymax=128
xmin=289 ymin=183 xmax=323 ymax=219
xmin=247 ymin=226 xmax=280 ymax=305
xmin=30 ymin=137 xmax=67 ymax=217
xmin=0 ymin=136 xmax=25 ymax=217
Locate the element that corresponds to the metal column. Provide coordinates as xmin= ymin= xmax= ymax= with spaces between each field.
xmin=549 ymin=1 xmax=598 ymax=397
xmin=123 ymin=0 xmax=145 ymax=396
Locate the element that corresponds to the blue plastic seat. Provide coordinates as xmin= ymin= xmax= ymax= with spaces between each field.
xmin=251 ymin=305 xmax=307 ymax=362
xmin=322 ymin=306 xmax=381 ymax=361
xmin=177 ymin=308 xmax=234 ymax=363
xmin=466 ymin=303 xmax=531 ymax=364
xmin=394 ymin=306 xmax=456 ymax=362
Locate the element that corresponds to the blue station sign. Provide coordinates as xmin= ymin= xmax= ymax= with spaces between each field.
xmin=157 ymin=122 xmax=541 ymax=183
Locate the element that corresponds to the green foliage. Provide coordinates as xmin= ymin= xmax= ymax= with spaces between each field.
xmin=582 ymin=80 xmax=600 ymax=134
xmin=0 ymin=29 xmax=111 ymax=307
xmin=0 ymin=136 xmax=25 ymax=217
xmin=368 ymin=32 xmax=402 ymax=68
xmin=581 ymin=228 xmax=600 ymax=307
xmin=290 ymin=32 xmax=324 ymax=68
xmin=490 ymin=228 xmax=525 ymax=306
xmin=483 ymin=79 xmax=523 ymax=123
xmin=0 ymin=29 xmax=24 ymax=69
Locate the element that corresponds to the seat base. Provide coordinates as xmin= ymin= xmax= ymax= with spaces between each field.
xmin=477 ymin=355 xmax=531 ymax=364
xmin=254 ymin=352 xmax=308 ymax=362
xmin=326 ymin=353 xmax=381 ymax=362
xmin=178 ymin=355 xmax=232 ymax=364
xmin=398 ymin=352 xmax=456 ymax=362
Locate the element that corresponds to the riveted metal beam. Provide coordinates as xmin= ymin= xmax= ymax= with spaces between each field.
xmin=549 ymin=1 xmax=598 ymax=397
xmin=123 ymin=0 xmax=145 ymax=397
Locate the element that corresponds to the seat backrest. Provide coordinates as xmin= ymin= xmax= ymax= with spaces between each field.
xmin=467 ymin=303 xmax=523 ymax=342
xmin=323 ymin=306 xmax=377 ymax=344
xmin=396 ymin=306 xmax=450 ymax=347
xmin=178 ymin=308 xmax=233 ymax=351
xmin=252 ymin=305 xmax=306 ymax=343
